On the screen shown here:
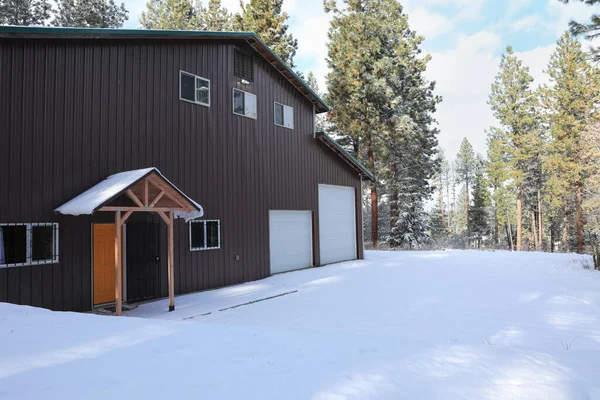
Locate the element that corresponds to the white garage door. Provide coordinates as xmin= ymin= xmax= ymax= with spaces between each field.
xmin=269 ymin=210 xmax=313 ymax=274
xmin=318 ymin=184 xmax=357 ymax=264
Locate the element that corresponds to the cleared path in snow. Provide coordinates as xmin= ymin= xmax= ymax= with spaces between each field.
xmin=1 ymin=250 xmax=600 ymax=399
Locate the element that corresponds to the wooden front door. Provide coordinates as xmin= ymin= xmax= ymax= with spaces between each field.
xmin=93 ymin=224 xmax=116 ymax=305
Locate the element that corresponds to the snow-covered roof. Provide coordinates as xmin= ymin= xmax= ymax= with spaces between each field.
xmin=55 ymin=168 xmax=204 ymax=222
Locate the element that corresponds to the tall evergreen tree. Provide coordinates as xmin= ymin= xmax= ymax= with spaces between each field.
xmin=306 ymin=71 xmax=327 ymax=133
xmin=487 ymin=127 xmax=514 ymax=248
xmin=540 ymin=32 xmax=600 ymax=253
xmin=325 ymin=0 xmax=440 ymax=248
xmin=200 ymin=0 xmax=231 ymax=30
xmin=455 ymin=137 xmax=476 ymax=237
xmin=470 ymin=155 xmax=491 ymax=248
xmin=0 ymin=0 xmax=52 ymax=25
xmin=233 ymin=0 xmax=297 ymax=68
xmin=140 ymin=0 xmax=202 ymax=30
xmin=488 ymin=46 xmax=539 ymax=251
xmin=53 ymin=0 xmax=128 ymax=28
xmin=560 ymin=0 xmax=600 ymax=61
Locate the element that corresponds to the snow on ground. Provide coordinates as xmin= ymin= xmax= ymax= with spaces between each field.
xmin=2 ymin=250 xmax=600 ymax=399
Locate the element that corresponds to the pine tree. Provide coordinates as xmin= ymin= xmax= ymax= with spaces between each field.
xmin=487 ymin=127 xmax=514 ymax=248
xmin=325 ymin=0 xmax=440 ymax=248
xmin=470 ymin=156 xmax=491 ymax=248
xmin=306 ymin=71 xmax=327 ymax=133
xmin=540 ymin=32 xmax=600 ymax=253
xmin=488 ymin=46 xmax=539 ymax=251
xmin=233 ymin=0 xmax=297 ymax=68
xmin=560 ymin=0 xmax=600 ymax=61
xmin=455 ymin=138 xmax=476 ymax=238
xmin=53 ymin=0 xmax=128 ymax=28
xmin=140 ymin=0 xmax=202 ymax=30
xmin=0 ymin=0 xmax=52 ymax=25
xmin=200 ymin=0 xmax=231 ymax=31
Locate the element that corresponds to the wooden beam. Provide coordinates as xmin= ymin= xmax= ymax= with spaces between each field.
xmin=157 ymin=210 xmax=171 ymax=226
xmin=168 ymin=211 xmax=175 ymax=312
xmin=126 ymin=189 xmax=144 ymax=208
xmin=115 ymin=210 xmax=123 ymax=316
xmin=147 ymin=175 xmax=194 ymax=212
xmin=144 ymin=179 xmax=149 ymax=207
xmin=121 ymin=210 xmax=134 ymax=224
xmin=99 ymin=206 xmax=187 ymax=212
xmin=149 ymin=190 xmax=165 ymax=208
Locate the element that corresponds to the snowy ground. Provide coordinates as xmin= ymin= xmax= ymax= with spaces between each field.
xmin=2 ymin=250 xmax=600 ymax=399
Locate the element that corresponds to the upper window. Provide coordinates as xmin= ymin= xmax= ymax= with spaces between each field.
xmin=0 ymin=223 xmax=59 ymax=267
xmin=233 ymin=89 xmax=257 ymax=119
xmin=234 ymin=50 xmax=253 ymax=82
xmin=180 ymin=71 xmax=210 ymax=107
xmin=274 ymin=102 xmax=294 ymax=129
xmin=190 ymin=220 xmax=220 ymax=251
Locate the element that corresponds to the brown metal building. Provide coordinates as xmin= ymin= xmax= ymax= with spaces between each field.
xmin=0 ymin=26 xmax=373 ymax=313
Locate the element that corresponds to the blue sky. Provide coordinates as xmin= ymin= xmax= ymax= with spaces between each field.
xmin=122 ymin=0 xmax=597 ymax=159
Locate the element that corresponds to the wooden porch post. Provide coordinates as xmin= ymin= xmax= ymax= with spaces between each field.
xmin=115 ymin=210 xmax=123 ymax=316
xmin=168 ymin=211 xmax=175 ymax=311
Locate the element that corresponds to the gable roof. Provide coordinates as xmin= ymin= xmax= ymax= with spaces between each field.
xmin=315 ymin=132 xmax=375 ymax=181
xmin=0 ymin=25 xmax=329 ymax=113
xmin=55 ymin=167 xmax=204 ymax=221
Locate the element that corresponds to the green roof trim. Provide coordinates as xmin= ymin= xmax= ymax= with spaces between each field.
xmin=0 ymin=25 xmax=329 ymax=113
xmin=315 ymin=132 xmax=375 ymax=181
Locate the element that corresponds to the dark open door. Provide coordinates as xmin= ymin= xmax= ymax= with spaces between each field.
xmin=126 ymin=222 xmax=161 ymax=303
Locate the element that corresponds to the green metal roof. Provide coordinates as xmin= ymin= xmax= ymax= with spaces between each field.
xmin=315 ymin=132 xmax=375 ymax=181
xmin=0 ymin=25 xmax=329 ymax=113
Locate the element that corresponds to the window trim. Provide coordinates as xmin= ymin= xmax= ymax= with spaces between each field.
xmin=274 ymin=102 xmax=294 ymax=130
xmin=232 ymin=88 xmax=257 ymax=120
xmin=179 ymin=70 xmax=211 ymax=107
xmin=0 ymin=222 xmax=59 ymax=268
xmin=189 ymin=220 xmax=221 ymax=251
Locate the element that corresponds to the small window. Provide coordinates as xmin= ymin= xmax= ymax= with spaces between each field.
xmin=274 ymin=102 xmax=294 ymax=129
xmin=233 ymin=89 xmax=257 ymax=119
xmin=0 ymin=223 xmax=59 ymax=267
xmin=234 ymin=50 xmax=253 ymax=82
xmin=180 ymin=71 xmax=210 ymax=107
xmin=189 ymin=220 xmax=220 ymax=251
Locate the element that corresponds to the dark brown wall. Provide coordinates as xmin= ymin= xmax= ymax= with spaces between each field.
xmin=0 ymin=37 xmax=364 ymax=312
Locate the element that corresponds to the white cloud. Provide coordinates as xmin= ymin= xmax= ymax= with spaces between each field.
xmin=426 ymin=31 xmax=502 ymax=157
xmin=403 ymin=0 xmax=483 ymax=21
xmin=294 ymin=13 xmax=332 ymax=90
xmin=426 ymin=31 xmax=556 ymax=159
xmin=408 ymin=9 xmax=455 ymax=40
xmin=546 ymin=0 xmax=595 ymax=36
xmin=506 ymin=0 xmax=534 ymax=16
xmin=511 ymin=15 xmax=543 ymax=33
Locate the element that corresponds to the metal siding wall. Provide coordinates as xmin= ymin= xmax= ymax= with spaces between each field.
xmin=0 ymin=38 xmax=364 ymax=311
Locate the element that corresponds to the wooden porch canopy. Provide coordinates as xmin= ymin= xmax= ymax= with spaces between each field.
xmin=55 ymin=168 xmax=203 ymax=316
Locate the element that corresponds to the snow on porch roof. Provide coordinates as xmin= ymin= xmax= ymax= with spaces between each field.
xmin=54 ymin=167 xmax=204 ymax=222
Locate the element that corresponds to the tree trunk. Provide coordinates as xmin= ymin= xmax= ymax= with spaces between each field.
xmin=368 ymin=147 xmax=377 ymax=248
xmin=390 ymin=188 xmax=398 ymax=232
xmin=550 ymin=223 xmax=555 ymax=253
xmin=576 ymin=183 xmax=583 ymax=253
xmin=516 ymin=185 xmax=522 ymax=251
xmin=531 ymin=210 xmax=538 ymax=251
xmin=494 ymin=207 xmax=499 ymax=248
xmin=446 ymin=177 xmax=451 ymax=230
xmin=563 ymin=206 xmax=569 ymax=252
xmin=508 ymin=222 xmax=515 ymax=251
xmin=465 ymin=181 xmax=470 ymax=235
xmin=537 ymin=189 xmax=543 ymax=251
xmin=440 ymin=186 xmax=445 ymax=228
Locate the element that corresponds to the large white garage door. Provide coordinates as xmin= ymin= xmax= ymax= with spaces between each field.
xmin=269 ymin=210 xmax=313 ymax=274
xmin=318 ymin=184 xmax=357 ymax=264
